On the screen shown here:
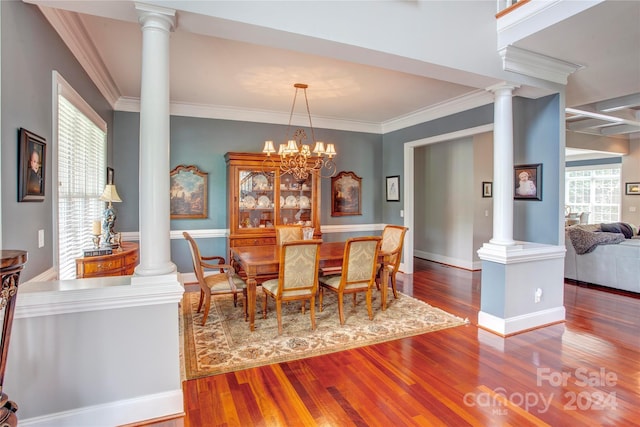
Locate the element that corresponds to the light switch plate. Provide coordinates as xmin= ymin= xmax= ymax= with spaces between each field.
xmin=38 ymin=229 xmax=45 ymax=248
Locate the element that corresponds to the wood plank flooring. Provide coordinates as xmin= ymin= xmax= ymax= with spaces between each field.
xmin=147 ymin=258 xmax=640 ymax=426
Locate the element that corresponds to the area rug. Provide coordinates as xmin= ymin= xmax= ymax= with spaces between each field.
xmin=180 ymin=289 xmax=468 ymax=380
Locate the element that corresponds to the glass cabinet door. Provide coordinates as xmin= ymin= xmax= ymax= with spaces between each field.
xmin=278 ymin=175 xmax=313 ymax=226
xmin=238 ymin=170 xmax=275 ymax=229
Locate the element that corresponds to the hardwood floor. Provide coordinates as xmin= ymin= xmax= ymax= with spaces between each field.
xmin=151 ymin=258 xmax=640 ymax=426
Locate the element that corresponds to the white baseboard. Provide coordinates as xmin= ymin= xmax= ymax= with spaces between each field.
xmin=18 ymin=389 xmax=183 ymax=427
xmin=415 ymin=250 xmax=478 ymax=270
xmin=478 ymin=306 xmax=566 ymax=336
xmin=24 ymin=267 xmax=57 ymax=283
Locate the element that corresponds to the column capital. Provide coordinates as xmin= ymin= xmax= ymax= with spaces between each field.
xmin=135 ymin=3 xmax=176 ymax=32
xmin=486 ymin=82 xmax=520 ymax=95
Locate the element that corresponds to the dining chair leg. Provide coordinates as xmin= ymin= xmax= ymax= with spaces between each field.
xmin=301 ymin=300 xmax=306 ymax=314
xmin=197 ymin=289 xmax=205 ymax=313
xmin=233 ymin=291 xmax=238 ymax=307
xmin=352 ymin=293 xmax=357 ymax=307
xmin=201 ymin=293 xmax=211 ymax=326
xmin=318 ymin=287 xmax=324 ymax=312
xmin=366 ymin=289 xmax=373 ymax=320
xmin=310 ymin=296 xmax=316 ymax=331
xmin=338 ymin=293 xmax=345 ymax=325
xmin=243 ymin=289 xmax=248 ymax=321
xmin=262 ymin=291 xmax=268 ymax=319
xmin=276 ymin=301 xmax=283 ymax=335
xmin=390 ymin=272 xmax=399 ymax=299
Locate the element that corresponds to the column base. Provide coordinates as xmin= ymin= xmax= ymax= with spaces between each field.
xmin=478 ymin=307 xmax=566 ymax=337
xmin=134 ymin=262 xmax=177 ymax=277
xmin=477 ymin=241 xmax=566 ymax=336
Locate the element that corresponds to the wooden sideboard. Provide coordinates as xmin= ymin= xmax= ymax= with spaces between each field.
xmin=75 ymin=242 xmax=139 ymax=279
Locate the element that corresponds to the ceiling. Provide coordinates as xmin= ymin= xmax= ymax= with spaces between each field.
xmin=31 ymin=0 xmax=640 ymax=142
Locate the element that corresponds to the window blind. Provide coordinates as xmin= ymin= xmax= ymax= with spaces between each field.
xmin=57 ymin=94 xmax=106 ymax=279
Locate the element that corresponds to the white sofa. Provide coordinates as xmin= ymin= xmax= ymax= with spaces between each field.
xmin=565 ymin=230 xmax=640 ymax=293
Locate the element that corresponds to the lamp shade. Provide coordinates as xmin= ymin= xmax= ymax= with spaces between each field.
xmin=99 ymin=184 xmax=122 ymax=203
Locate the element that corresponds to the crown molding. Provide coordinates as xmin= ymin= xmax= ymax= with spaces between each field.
xmin=499 ymin=45 xmax=583 ymax=85
xmin=115 ymin=89 xmax=495 ymax=135
xmin=38 ymin=6 xmax=121 ymax=107
xmin=381 ymin=90 xmax=495 ymax=133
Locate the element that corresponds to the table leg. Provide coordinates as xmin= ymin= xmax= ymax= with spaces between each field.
xmin=247 ymin=278 xmax=257 ymax=331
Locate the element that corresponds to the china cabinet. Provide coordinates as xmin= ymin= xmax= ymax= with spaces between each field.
xmin=225 ymin=152 xmax=321 ymax=249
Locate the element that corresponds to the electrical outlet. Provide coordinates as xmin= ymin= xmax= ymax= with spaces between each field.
xmin=38 ymin=229 xmax=45 ymax=248
xmin=534 ymin=288 xmax=543 ymax=303
xmin=400 ymin=210 xmax=404 ymax=217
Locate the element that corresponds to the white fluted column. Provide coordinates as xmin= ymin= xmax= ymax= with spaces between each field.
xmin=134 ymin=4 xmax=176 ymax=276
xmin=489 ymin=84 xmax=517 ymax=246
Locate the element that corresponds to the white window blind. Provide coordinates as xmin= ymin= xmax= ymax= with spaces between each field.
xmin=57 ymin=86 xmax=106 ymax=280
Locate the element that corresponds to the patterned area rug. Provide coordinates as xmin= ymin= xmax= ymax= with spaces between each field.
xmin=181 ymin=289 xmax=467 ymax=380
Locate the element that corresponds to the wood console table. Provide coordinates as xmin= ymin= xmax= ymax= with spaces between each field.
xmin=75 ymin=242 xmax=139 ymax=279
xmin=0 ymin=250 xmax=27 ymax=426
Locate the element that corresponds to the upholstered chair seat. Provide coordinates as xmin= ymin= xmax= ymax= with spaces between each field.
xmin=262 ymin=240 xmax=322 ymax=335
xmin=319 ymin=236 xmax=382 ymax=325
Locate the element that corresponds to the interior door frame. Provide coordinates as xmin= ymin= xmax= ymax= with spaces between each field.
xmin=402 ymin=124 xmax=494 ymax=274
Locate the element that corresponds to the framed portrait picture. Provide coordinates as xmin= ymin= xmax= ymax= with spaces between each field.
xmin=18 ymin=128 xmax=46 ymax=202
xmin=331 ymin=171 xmax=362 ymax=216
xmin=170 ymin=165 xmax=208 ymax=219
xmin=386 ymin=176 xmax=400 ymax=202
xmin=625 ymin=182 xmax=640 ymax=195
xmin=482 ymin=181 xmax=492 ymax=198
xmin=514 ymin=163 xmax=542 ymax=201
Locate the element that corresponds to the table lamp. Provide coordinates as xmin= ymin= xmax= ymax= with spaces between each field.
xmin=99 ymin=184 xmax=122 ymax=247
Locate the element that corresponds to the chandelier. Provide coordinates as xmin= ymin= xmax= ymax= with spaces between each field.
xmin=262 ymin=83 xmax=337 ymax=181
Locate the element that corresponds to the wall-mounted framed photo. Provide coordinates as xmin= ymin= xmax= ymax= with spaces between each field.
xmin=331 ymin=171 xmax=361 ymax=216
xmin=170 ymin=165 xmax=208 ymax=219
xmin=514 ymin=163 xmax=542 ymax=201
xmin=482 ymin=181 xmax=492 ymax=198
xmin=625 ymin=182 xmax=640 ymax=195
xmin=18 ymin=128 xmax=46 ymax=202
xmin=386 ymin=175 xmax=400 ymax=202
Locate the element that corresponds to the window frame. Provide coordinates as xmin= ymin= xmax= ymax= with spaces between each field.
xmin=52 ymin=71 xmax=107 ymax=279
xmin=565 ymin=163 xmax=621 ymax=224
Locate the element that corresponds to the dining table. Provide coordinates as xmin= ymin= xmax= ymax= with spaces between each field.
xmin=230 ymin=241 xmax=392 ymax=331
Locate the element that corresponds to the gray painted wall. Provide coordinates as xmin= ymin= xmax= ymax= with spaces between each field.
xmin=1 ymin=1 xmax=113 ymax=281
xmin=382 ymin=105 xmax=494 ymax=225
xmin=513 ymin=94 xmax=561 ymax=244
xmin=413 ymin=132 xmax=493 ymax=268
xmin=415 ymin=137 xmax=474 ymax=263
xmin=113 ymin=112 xmax=383 ymax=272
xmin=473 ymin=132 xmax=494 ymax=259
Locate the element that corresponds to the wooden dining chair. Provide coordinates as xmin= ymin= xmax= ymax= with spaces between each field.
xmin=183 ymin=232 xmax=248 ymax=325
xmin=275 ymin=225 xmax=303 ymax=245
xmin=262 ymin=240 xmax=322 ymax=335
xmin=377 ymin=225 xmax=408 ymax=303
xmin=319 ymin=236 xmax=382 ymax=325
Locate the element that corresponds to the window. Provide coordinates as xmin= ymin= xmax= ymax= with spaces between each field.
xmin=54 ymin=72 xmax=107 ymax=279
xmin=565 ymin=165 xmax=620 ymax=224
